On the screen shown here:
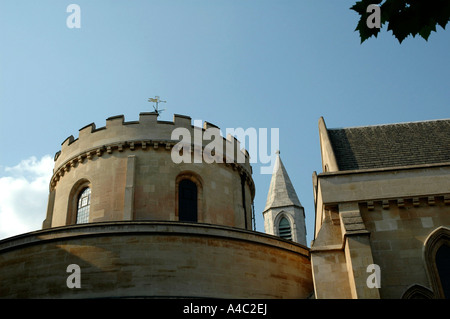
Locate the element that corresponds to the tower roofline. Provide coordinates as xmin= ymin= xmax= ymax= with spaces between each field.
xmin=264 ymin=151 xmax=302 ymax=211
xmin=50 ymin=113 xmax=254 ymax=195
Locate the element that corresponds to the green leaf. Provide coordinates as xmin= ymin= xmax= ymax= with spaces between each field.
xmin=352 ymin=0 xmax=450 ymax=43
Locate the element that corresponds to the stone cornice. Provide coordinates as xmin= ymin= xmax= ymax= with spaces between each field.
xmin=0 ymin=221 xmax=309 ymax=256
xmin=318 ymin=162 xmax=450 ymax=177
xmin=50 ymin=113 xmax=255 ymax=196
xmin=50 ymin=138 xmax=255 ymax=197
xmin=317 ymin=164 xmax=450 ymax=206
xmin=323 ymin=194 xmax=450 ymax=212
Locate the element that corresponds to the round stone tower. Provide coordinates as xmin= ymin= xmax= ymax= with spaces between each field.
xmin=0 ymin=112 xmax=313 ymax=299
xmin=43 ymin=112 xmax=255 ymax=229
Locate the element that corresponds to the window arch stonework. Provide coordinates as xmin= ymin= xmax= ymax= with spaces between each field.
xmin=67 ymin=179 xmax=91 ymax=225
xmin=402 ymin=284 xmax=434 ymax=299
xmin=273 ymin=212 xmax=296 ymax=242
xmin=424 ymin=226 xmax=450 ymax=299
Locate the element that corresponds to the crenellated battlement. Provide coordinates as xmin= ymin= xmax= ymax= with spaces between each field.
xmin=51 ymin=113 xmax=253 ymax=191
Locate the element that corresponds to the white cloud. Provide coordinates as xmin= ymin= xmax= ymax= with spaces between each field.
xmin=0 ymin=155 xmax=53 ymax=240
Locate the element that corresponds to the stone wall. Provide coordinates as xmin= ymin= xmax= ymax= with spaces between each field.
xmin=311 ymin=165 xmax=450 ymax=298
xmin=0 ymin=222 xmax=313 ymax=299
xmin=361 ymin=197 xmax=450 ymax=298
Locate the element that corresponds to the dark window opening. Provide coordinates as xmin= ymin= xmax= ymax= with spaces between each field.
xmin=436 ymin=244 xmax=450 ymax=298
xmin=178 ymin=179 xmax=198 ymax=222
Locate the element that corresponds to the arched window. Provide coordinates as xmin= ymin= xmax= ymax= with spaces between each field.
xmin=279 ymin=217 xmax=292 ymax=240
xmin=76 ymin=187 xmax=91 ymax=224
xmin=178 ymin=179 xmax=197 ymax=222
xmin=402 ymin=284 xmax=434 ymax=299
xmin=424 ymin=226 xmax=450 ymax=299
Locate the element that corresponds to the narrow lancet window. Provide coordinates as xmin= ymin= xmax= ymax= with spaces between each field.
xmin=76 ymin=187 xmax=91 ymax=224
xmin=178 ymin=179 xmax=198 ymax=222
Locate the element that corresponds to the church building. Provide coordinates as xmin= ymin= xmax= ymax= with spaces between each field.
xmin=311 ymin=117 xmax=450 ymax=298
xmin=0 ymin=111 xmax=448 ymax=299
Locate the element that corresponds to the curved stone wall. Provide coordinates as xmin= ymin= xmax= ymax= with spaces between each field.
xmin=0 ymin=222 xmax=313 ymax=298
xmin=44 ymin=113 xmax=255 ymax=230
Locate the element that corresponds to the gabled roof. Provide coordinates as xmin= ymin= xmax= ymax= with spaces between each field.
xmin=264 ymin=151 xmax=302 ymax=212
xmin=326 ymin=119 xmax=450 ymax=171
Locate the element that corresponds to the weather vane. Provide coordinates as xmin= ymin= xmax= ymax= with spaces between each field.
xmin=148 ymin=96 xmax=166 ymax=117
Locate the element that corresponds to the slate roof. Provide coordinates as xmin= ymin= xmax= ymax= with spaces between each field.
xmin=327 ymin=119 xmax=450 ymax=171
xmin=264 ymin=152 xmax=302 ymax=212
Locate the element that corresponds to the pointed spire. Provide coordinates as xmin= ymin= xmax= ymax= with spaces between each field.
xmin=263 ymin=150 xmax=302 ymax=212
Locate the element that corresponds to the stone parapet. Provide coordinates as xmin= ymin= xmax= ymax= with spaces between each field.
xmin=51 ymin=113 xmax=252 ymax=191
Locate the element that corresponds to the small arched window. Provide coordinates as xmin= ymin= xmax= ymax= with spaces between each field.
xmin=76 ymin=187 xmax=91 ymax=224
xmin=178 ymin=179 xmax=198 ymax=222
xmin=279 ymin=217 xmax=292 ymax=240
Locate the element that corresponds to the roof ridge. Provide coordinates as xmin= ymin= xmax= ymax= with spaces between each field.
xmin=327 ymin=117 xmax=450 ymax=171
xmin=328 ymin=118 xmax=450 ymax=131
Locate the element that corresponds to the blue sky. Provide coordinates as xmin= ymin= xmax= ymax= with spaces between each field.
xmin=0 ymin=1 xmax=449 ymax=242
